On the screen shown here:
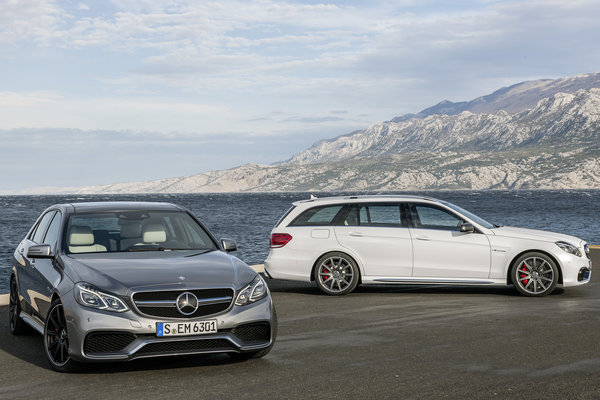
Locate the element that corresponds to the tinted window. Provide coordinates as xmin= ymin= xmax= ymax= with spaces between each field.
xmin=410 ymin=204 xmax=464 ymax=231
xmin=440 ymin=201 xmax=494 ymax=229
xmin=344 ymin=204 xmax=405 ymax=227
xmin=275 ymin=206 xmax=296 ymax=227
xmin=289 ymin=205 xmax=344 ymax=226
xmin=43 ymin=211 xmax=62 ymax=253
xmin=65 ymin=211 xmax=218 ymax=253
xmin=31 ymin=211 xmax=56 ymax=244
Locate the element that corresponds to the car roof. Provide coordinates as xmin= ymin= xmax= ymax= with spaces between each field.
xmin=61 ymin=201 xmax=183 ymax=213
xmin=292 ymin=195 xmax=441 ymax=207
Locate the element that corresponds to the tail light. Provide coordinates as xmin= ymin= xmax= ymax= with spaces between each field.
xmin=270 ymin=233 xmax=292 ymax=248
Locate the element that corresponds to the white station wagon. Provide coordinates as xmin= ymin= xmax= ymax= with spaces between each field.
xmin=264 ymin=195 xmax=592 ymax=296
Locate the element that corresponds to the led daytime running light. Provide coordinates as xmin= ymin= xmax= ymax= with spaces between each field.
xmin=235 ymin=276 xmax=268 ymax=306
xmin=75 ymin=283 xmax=129 ymax=312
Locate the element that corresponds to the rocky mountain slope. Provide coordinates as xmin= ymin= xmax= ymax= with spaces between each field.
xmin=286 ymin=88 xmax=600 ymax=164
xmin=391 ymin=71 xmax=600 ymax=121
xmin=74 ymin=72 xmax=600 ymax=193
xmin=76 ymin=147 xmax=600 ymax=193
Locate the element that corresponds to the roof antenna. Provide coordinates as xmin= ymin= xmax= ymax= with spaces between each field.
xmin=310 ymin=194 xmax=318 ymax=200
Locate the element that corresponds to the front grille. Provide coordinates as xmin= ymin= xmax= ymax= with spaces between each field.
xmin=136 ymin=339 xmax=234 ymax=355
xmin=84 ymin=332 xmax=137 ymax=354
xmin=231 ymin=323 xmax=271 ymax=344
xmin=133 ymin=288 xmax=234 ymax=319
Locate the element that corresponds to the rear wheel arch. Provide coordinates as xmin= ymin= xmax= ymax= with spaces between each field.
xmin=310 ymin=251 xmax=362 ymax=284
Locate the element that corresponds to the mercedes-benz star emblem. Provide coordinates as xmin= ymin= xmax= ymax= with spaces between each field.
xmin=176 ymin=291 xmax=199 ymax=316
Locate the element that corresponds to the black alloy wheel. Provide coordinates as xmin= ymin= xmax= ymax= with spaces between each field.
xmin=44 ymin=299 xmax=81 ymax=372
xmin=9 ymin=276 xmax=30 ymax=335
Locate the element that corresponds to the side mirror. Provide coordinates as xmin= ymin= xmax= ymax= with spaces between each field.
xmin=221 ymin=238 xmax=237 ymax=252
xmin=27 ymin=244 xmax=53 ymax=258
xmin=459 ymin=223 xmax=475 ymax=233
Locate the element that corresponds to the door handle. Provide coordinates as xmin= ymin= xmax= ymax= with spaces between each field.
xmin=349 ymin=232 xmax=363 ymax=237
xmin=415 ymin=235 xmax=431 ymax=241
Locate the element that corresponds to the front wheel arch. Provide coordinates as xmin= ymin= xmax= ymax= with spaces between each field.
xmin=506 ymin=249 xmax=563 ymax=286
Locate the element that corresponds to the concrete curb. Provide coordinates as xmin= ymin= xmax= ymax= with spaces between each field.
xmin=0 ymin=265 xmax=266 ymax=306
xmin=251 ymin=264 xmax=265 ymax=274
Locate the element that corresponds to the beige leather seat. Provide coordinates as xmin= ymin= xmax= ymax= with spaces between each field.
xmin=69 ymin=226 xmax=107 ymax=253
xmin=142 ymin=223 xmax=167 ymax=244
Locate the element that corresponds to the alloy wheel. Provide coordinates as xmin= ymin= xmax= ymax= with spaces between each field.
xmin=9 ymin=278 xmax=20 ymax=331
xmin=514 ymin=256 xmax=556 ymax=296
xmin=317 ymin=256 xmax=355 ymax=293
xmin=45 ymin=302 xmax=71 ymax=367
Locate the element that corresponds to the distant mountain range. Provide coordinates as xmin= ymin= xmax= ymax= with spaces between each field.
xmin=64 ymin=72 xmax=600 ymax=193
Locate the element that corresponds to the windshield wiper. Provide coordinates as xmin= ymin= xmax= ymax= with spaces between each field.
xmin=185 ymin=249 xmax=214 ymax=257
xmin=128 ymin=247 xmax=211 ymax=253
xmin=128 ymin=247 xmax=165 ymax=252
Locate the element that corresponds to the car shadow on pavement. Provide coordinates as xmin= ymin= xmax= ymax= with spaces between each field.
xmin=264 ymin=277 xmax=566 ymax=297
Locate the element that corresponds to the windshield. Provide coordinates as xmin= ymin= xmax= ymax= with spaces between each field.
xmin=440 ymin=201 xmax=496 ymax=229
xmin=64 ymin=211 xmax=218 ymax=254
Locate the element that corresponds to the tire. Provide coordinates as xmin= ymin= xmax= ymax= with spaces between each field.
xmin=9 ymin=276 xmax=31 ymax=335
xmin=510 ymin=252 xmax=559 ymax=297
xmin=313 ymin=252 xmax=360 ymax=295
xmin=229 ymin=347 xmax=273 ymax=361
xmin=44 ymin=299 xmax=82 ymax=372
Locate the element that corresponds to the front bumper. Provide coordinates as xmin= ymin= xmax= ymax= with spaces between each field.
xmin=62 ymin=294 xmax=276 ymax=362
xmin=558 ymin=252 xmax=592 ymax=287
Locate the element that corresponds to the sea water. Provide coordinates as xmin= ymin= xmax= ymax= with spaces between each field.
xmin=1 ymin=190 xmax=599 ymax=293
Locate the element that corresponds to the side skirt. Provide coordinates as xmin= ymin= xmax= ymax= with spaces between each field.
xmin=19 ymin=311 xmax=45 ymax=334
xmin=365 ymin=277 xmax=506 ymax=286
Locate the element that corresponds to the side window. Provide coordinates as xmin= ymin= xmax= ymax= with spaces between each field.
xmin=43 ymin=211 xmax=62 ymax=253
xmin=350 ymin=204 xmax=404 ymax=227
xmin=289 ymin=205 xmax=344 ymax=226
xmin=31 ymin=211 xmax=56 ymax=244
xmin=411 ymin=204 xmax=464 ymax=231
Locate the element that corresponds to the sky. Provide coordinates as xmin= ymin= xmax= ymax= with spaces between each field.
xmin=1 ymin=0 xmax=600 ymax=192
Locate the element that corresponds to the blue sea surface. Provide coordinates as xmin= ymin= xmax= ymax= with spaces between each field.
xmin=1 ymin=190 xmax=599 ymax=293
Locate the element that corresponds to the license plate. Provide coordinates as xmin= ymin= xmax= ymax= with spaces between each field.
xmin=156 ymin=320 xmax=218 ymax=337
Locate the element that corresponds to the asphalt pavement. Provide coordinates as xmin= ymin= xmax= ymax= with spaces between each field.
xmin=1 ymin=251 xmax=599 ymax=399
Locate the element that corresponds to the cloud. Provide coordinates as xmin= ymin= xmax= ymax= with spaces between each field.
xmin=2 ymin=0 xmax=600 ymax=190
xmin=0 ymin=91 xmax=63 ymax=107
xmin=0 ymin=0 xmax=63 ymax=47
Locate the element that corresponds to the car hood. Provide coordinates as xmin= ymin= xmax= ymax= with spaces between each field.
xmin=63 ymin=250 xmax=257 ymax=296
xmin=492 ymin=226 xmax=584 ymax=245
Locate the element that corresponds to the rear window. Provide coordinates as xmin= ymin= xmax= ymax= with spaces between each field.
xmin=288 ymin=205 xmax=345 ymax=226
xmin=275 ymin=206 xmax=296 ymax=227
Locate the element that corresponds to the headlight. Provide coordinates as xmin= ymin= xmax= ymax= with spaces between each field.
xmin=235 ymin=275 xmax=268 ymax=306
xmin=555 ymin=241 xmax=582 ymax=257
xmin=74 ymin=282 xmax=129 ymax=312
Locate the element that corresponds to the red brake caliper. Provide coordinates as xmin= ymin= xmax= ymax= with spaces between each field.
xmin=520 ymin=264 xmax=529 ymax=285
xmin=323 ymin=264 xmax=330 ymax=281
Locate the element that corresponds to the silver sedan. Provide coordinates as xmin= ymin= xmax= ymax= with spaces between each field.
xmin=9 ymin=201 xmax=276 ymax=372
